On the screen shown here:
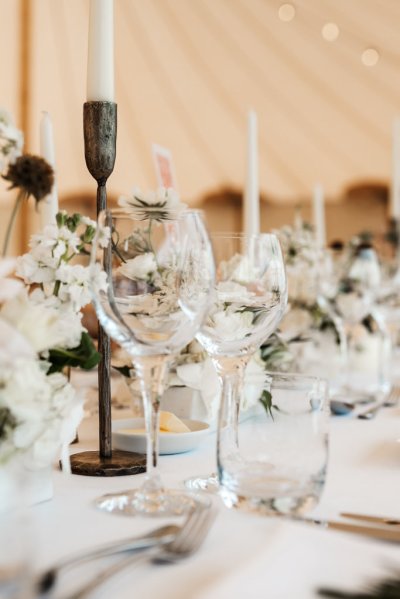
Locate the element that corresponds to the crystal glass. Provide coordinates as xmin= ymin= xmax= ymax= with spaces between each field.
xmin=318 ymin=244 xmax=385 ymax=396
xmin=218 ymin=372 xmax=329 ymax=516
xmin=90 ymin=207 xmax=215 ymax=516
xmin=186 ymin=233 xmax=287 ymax=491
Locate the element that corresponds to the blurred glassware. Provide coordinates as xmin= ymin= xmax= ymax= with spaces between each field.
xmin=318 ymin=243 xmax=390 ymax=397
xmin=218 ymin=372 xmax=329 ymax=516
xmin=186 ymin=233 xmax=287 ymax=491
xmin=90 ymin=207 xmax=215 ymax=516
xmin=0 ymin=465 xmax=33 ymax=599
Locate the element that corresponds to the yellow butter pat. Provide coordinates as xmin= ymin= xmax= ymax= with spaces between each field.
xmin=159 ymin=411 xmax=190 ymax=433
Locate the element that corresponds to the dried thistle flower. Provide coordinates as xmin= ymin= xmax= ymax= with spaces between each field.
xmin=3 ymin=154 xmax=54 ymax=203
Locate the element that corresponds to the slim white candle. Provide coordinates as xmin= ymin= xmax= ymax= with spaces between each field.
xmin=391 ymin=118 xmax=400 ymax=220
xmin=313 ymin=183 xmax=326 ymax=248
xmin=38 ymin=112 xmax=58 ymax=228
xmin=244 ymin=110 xmax=260 ymax=236
xmin=87 ymin=0 xmax=114 ymax=102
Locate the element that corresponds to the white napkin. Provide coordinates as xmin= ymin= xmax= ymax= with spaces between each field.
xmin=194 ymin=519 xmax=400 ymax=599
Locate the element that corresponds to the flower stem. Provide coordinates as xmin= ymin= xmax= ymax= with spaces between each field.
xmin=2 ymin=190 xmax=26 ymax=257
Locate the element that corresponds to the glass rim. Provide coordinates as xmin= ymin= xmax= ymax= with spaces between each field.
xmin=210 ymin=231 xmax=279 ymax=240
xmin=246 ymin=370 xmax=329 ymax=386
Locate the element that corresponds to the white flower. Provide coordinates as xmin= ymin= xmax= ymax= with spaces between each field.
xmin=1 ymin=291 xmax=82 ymax=352
xmin=0 ymin=109 xmax=23 ymax=171
xmin=216 ymin=281 xmax=255 ymax=302
xmin=209 ymin=309 xmax=254 ymax=341
xmin=80 ymin=216 xmax=96 ymax=228
xmin=0 ymin=359 xmax=83 ymax=468
xmin=118 ymin=253 xmax=157 ymax=281
xmin=89 ymin=263 xmax=108 ymax=298
xmin=97 ymin=224 xmax=111 ymax=249
xmin=16 ymin=253 xmax=56 ymax=285
xmin=0 ymin=317 xmax=35 ymax=364
xmin=118 ymin=186 xmax=186 ymax=220
xmin=0 ymin=258 xmax=24 ymax=302
xmin=219 ymin=254 xmax=260 ymax=284
xmin=56 ymin=264 xmax=92 ymax=311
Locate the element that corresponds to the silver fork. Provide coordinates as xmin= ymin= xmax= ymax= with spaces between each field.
xmin=357 ymin=386 xmax=400 ymax=419
xmin=65 ymin=504 xmax=216 ymax=599
xmin=383 ymin=386 xmax=400 ymax=407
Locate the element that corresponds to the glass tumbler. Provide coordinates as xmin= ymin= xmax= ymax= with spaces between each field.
xmin=217 ymin=372 xmax=329 ymax=516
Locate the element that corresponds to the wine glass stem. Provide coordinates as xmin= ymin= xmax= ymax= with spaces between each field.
xmin=339 ymin=322 xmax=351 ymax=389
xmin=134 ymin=356 xmax=169 ymax=491
xmin=212 ymin=355 xmax=250 ymax=446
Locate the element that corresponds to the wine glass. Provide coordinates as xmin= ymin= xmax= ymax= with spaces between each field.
xmin=90 ymin=206 xmax=215 ymax=516
xmin=186 ymin=233 xmax=287 ymax=491
xmin=318 ymin=243 xmax=383 ymax=397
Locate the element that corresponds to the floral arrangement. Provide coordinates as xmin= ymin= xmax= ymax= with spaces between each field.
xmin=0 ymin=110 xmax=23 ymax=172
xmin=0 ymin=259 xmax=81 ymax=468
xmin=0 ymin=107 xmax=116 ymax=470
xmin=0 ymin=211 xmax=110 ymax=468
xmin=0 ymin=109 xmax=55 ymax=257
xmin=274 ymin=223 xmax=337 ymax=340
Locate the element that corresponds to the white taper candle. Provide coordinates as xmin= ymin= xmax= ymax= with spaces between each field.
xmin=313 ymin=183 xmax=326 ymax=248
xmin=87 ymin=0 xmax=114 ymax=102
xmin=391 ymin=118 xmax=400 ymax=220
xmin=244 ymin=110 xmax=260 ymax=236
xmin=38 ymin=112 xmax=58 ymax=228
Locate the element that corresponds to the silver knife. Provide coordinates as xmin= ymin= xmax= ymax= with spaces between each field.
xmin=340 ymin=512 xmax=400 ymax=527
xmin=306 ymin=519 xmax=400 ymax=543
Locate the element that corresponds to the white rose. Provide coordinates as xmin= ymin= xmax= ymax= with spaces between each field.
xmin=118 ymin=253 xmax=157 ymax=281
xmin=211 ymin=309 xmax=254 ymax=341
xmin=1 ymin=292 xmax=82 ymax=352
xmin=216 ymin=281 xmax=254 ymax=302
xmin=0 ymin=317 xmax=35 ymax=363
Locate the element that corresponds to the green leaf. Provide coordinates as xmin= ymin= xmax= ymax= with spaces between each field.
xmin=259 ymin=389 xmax=274 ymax=419
xmin=46 ymin=332 xmax=101 ymax=374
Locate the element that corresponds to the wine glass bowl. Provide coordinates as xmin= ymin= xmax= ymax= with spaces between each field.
xmin=90 ymin=206 xmax=215 ymax=516
xmin=186 ymin=232 xmax=287 ymax=492
xmin=197 ymin=234 xmax=287 ymax=357
xmin=318 ymin=244 xmax=384 ymax=396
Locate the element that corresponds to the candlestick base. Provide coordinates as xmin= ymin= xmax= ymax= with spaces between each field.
xmin=67 ymin=450 xmax=146 ymax=477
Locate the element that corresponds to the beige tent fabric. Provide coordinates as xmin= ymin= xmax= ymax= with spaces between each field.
xmin=0 ymin=0 xmax=399 ymax=247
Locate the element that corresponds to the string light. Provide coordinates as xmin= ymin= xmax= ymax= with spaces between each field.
xmin=361 ymin=48 xmax=380 ymax=66
xmin=278 ymin=3 xmax=296 ymax=22
xmin=321 ymin=22 xmax=339 ymax=42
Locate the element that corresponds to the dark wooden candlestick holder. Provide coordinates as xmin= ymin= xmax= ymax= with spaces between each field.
xmin=69 ymin=101 xmax=145 ymax=476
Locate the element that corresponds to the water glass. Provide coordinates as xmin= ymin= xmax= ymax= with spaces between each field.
xmin=0 ymin=468 xmax=32 ymax=599
xmin=218 ymin=372 xmax=329 ymax=516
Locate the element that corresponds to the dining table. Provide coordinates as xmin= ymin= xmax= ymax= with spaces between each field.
xmin=27 ymin=375 xmax=400 ymax=599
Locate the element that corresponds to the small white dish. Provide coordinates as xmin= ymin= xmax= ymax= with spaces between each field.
xmin=112 ymin=418 xmax=210 ymax=455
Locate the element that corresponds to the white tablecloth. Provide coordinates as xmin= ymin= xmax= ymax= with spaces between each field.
xmin=28 ymin=404 xmax=400 ymax=599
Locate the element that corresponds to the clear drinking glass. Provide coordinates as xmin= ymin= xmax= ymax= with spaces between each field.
xmin=186 ymin=233 xmax=287 ymax=491
xmin=218 ymin=372 xmax=329 ymax=516
xmin=90 ymin=207 xmax=215 ymax=516
xmin=318 ymin=244 xmax=384 ymax=396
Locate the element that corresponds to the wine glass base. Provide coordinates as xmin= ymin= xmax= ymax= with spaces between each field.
xmin=184 ymin=473 xmax=219 ymax=494
xmin=94 ymin=488 xmax=200 ymax=517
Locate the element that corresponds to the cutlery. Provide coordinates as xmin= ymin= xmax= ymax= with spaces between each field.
xmin=307 ymin=519 xmax=400 ymax=543
xmin=340 ymin=512 xmax=400 ymax=526
xmin=357 ymin=401 xmax=386 ymax=420
xmin=383 ymin=386 xmax=400 ymax=407
xmin=65 ymin=504 xmax=216 ymax=599
xmin=329 ymin=395 xmax=375 ymax=416
xmin=35 ymin=523 xmax=179 ymax=595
